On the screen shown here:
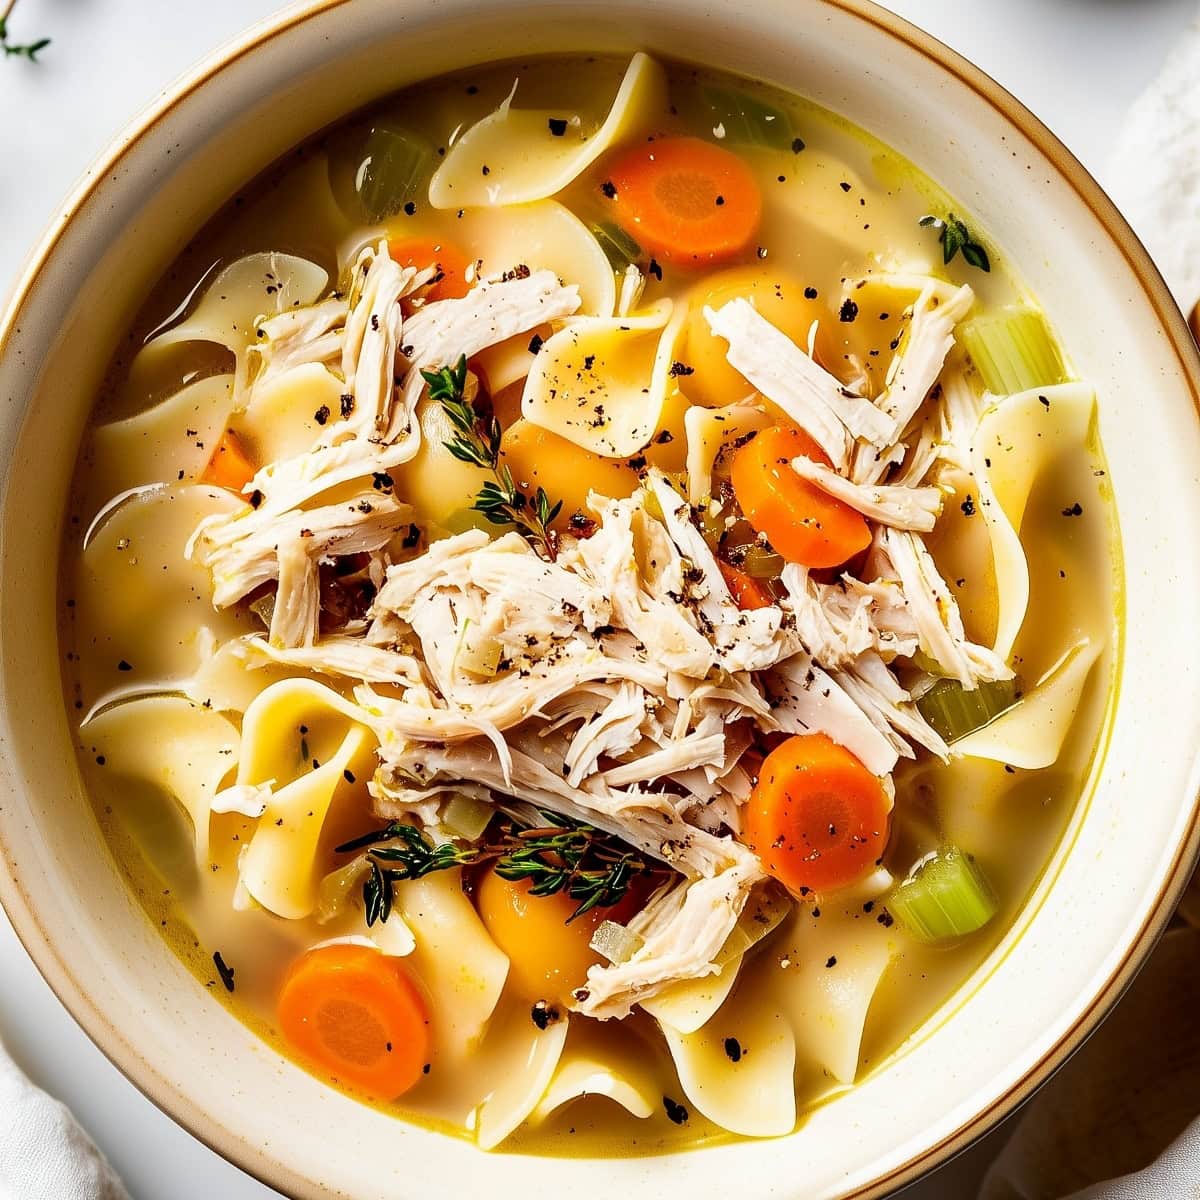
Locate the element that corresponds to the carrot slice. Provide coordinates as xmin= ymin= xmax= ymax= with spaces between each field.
xmin=389 ymin=237 xmax=472 ymax=302
xmin=730 ymin=425 xmax=870 ymax=569
xmin=277 ymin=944 xmax=430 ymax=1100
xmin=606 ymin=137 xmax=761 ymax=266
xmin=718 ymin=560 xmax=774 ymax=611
xmin=743 ymin=733 xmax=890 ymax=894
xmin=201 ymin=430 xmax=256 ymax=493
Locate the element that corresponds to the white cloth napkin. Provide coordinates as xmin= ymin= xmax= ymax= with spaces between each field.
xmin=0 ymin=1041 xmax=130 ymax=1200
xmin=978 ymin=11 xmax=1200 ymax=1195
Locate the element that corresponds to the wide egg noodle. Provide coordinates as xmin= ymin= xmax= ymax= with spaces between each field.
xmin=82 ymin=696 xmax=239 ymax=867
xmin=470 ymin=995 xmax=570 ymax=1150
xmin=392 ymin=870 xmax=510 ymax=1068
xmin=970 ymin=382 xmax=1096 ymax=663
xmin=233 ymin=362 xmax=345 ymax=465
xmin=458 ymin=200 xmax=616 ymax=317
xmin=234 ymin=678 xmax=378 ymax=919
xmin=521 ymin=299 xmax=687 ymax=457
xmin=683 ymin=402 xmax=772 ymax=505
xmin=660 ymin=985 xmax=797 ymax=1138
xmin=530 ymin=1019 xmax=659 ymax=1124
xmin=772 ymin=902 xmax=896 ymax=1088
xmin=184 ymin=635 xmax=302 ymax=715
xmin=428 ymin=53 xmax=666 ymax=209
xmin=86 ymin=374 xmax=234 ymax=510
xmin=135 ymin=252 xmax=329 ymax=384
xmin=76 ymin=485 xmax=246 ymax=707
xmin=953 ymin=637 xmax=1102 ymax=769
xmin=639 ymin=964 xmax=740 ymax=1036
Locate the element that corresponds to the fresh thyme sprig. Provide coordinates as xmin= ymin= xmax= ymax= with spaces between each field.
xmin=0 ymin=0 xmax=50 ymax=61
xmin=422 ymin=355 xmax=561 ymax=560
xmin=919 ymin=213 xmax=990 ymax=273
xmin=337 ymin=811 xmax=659 ymax=927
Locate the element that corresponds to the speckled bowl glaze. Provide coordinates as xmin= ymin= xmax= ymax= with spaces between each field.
xmin=1 ymin=2 xmax=1199 ymax=1197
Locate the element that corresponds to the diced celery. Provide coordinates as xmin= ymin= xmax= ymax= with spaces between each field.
xmin=443 ymin=793 xmax=494 ymax=841
xmin=915 ymin=677 xmax=1017 ymax=743
xmin=249 ymin=591 xmax=276 ymax=630
xmin=697 ymin=498 xmax=724 ymax=548
xmin=355 ymin=124 xmax=434 ymax=223
xmin=738 ymin=543 xmax=785 ymax=579
xmin=590 ymin=920 xmax=646 ymax=965
xmin=959 ymin=307 xmax=1068 ymax=396
xmin=590 ymin=222 xmax=642 ymax=271
xmin=316 ymin=855 xmax=370 ymax=925
xmin=887 ymin=846 xmax=998 ymax=943
xmin=699 ymin=84 xmax=796 ymax=151
xmin=458 ymin=632 xmax=503 ymax=678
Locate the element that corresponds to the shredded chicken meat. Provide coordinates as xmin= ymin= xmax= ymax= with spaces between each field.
xmin=189 ymin=243 xmax=1008 ymax=1016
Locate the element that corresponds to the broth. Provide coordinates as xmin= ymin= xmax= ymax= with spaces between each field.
xmin=61 ymin=52 xmax=1118 ymax=1155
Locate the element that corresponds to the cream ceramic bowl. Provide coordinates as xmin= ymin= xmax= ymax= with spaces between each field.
xmin=2 ymin=1 xmax=1199 ymax=1197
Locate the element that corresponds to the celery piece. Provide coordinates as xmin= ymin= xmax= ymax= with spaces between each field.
xmin=738 ymin=543 xmax=785 ymax=579
xmin=700 ymin=84 xmax=796 ymax=151
xmin=590 ymin=920 xmax=646 ymax=965
xmin=249 ymin=591 xmax=276 ymax=630
xmin=458 ymin=633 xmax=503 ymax=678
xmin=591 ymin=222 xmax=642 ymax=271
xmin=355 ymin=123 xmax=433 ymax=222
xmin=959 ymin=307 xmax=1067 ymax=396
xmin=887 ymin=846 xmax=998 ymax=943
xmin=915 ymin=677 xmax=1017 ymax=743
xmin=443 ymin=793 xmax=494 ymax=841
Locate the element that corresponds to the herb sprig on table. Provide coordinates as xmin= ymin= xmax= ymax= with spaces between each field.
xmin=423 ymin=354 xmax=562 ymax=560
xmin=919 ymin=213 xmax=991 ymax=273
xmin=0 ymin=0 xmax=50 ymax=61
xmin=336 ymin=811 xmax=659 ymax=926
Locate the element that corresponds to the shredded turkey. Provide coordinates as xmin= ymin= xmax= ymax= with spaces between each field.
xmin=704 ymin=298 xmax=896 ymax=470
xmin=853 ymin=281 xmax=975 ymax=483
xmin=249 ymin=295 xmax=349 ymax=389
xmin=879 ymin=527 xmax=1012 ymax=687
xmin=790 ymin=455 xmax=944 ymax=532
xmin=187 ymin=246 xmax=1031 ymax=1015
xmin=573 ymin=855 xmax=765 ymax=1019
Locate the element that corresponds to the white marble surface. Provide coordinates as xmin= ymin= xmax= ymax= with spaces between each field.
xmin=0 ymin=1 xmax=1193 ymax=1196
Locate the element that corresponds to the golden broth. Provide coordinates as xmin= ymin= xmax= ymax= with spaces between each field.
xmin=61 ymin=53 xmax=1119 ymax=1155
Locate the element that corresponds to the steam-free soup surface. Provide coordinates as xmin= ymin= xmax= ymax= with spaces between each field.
xmin=63 ymin=52 xmax=1118 ymax=1155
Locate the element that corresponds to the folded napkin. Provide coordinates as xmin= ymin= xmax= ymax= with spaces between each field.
xmin=0 ymin=1041 xmax=129 ymax=1200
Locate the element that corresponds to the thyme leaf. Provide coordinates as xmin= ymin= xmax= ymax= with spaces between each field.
xmin=0 ymin=2 xmax=50 ymax=60
xmin=919 ymin=213 xmax=990 ymax=273
xmin=423 ymin=354 xmax=560 ymax=559
xmin=337 ymin=811 xmax=662 ymax=927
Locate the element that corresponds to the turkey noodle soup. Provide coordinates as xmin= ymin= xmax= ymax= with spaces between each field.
xmin=64 ymin=52 xmax=1117 ymax=1153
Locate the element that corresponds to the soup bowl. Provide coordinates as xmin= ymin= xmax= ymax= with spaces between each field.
xmin=2 ymin=1 xmax=1199 ymax=1196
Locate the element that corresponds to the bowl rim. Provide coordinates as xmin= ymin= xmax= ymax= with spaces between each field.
xmin=2 ymin=0 xmax=1199 ymax=1196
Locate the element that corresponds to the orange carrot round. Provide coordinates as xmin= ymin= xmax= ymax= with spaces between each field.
xmin=277 ymin=944 xmax=430 ymax=1100
xmin=730 ymin=425 xmax=870 ymax=568
xmin=605 ymin=137 xmax=761 ymax=267
xmin=718 ymin=560 xmax=774 ymax=611
xmin=743 ymin=733 xmax=890 ymax=894
xmin=389 ymin=237 xmax=472 ymax=302
xmin=201 ymin=429 xmax=256 ymax=494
